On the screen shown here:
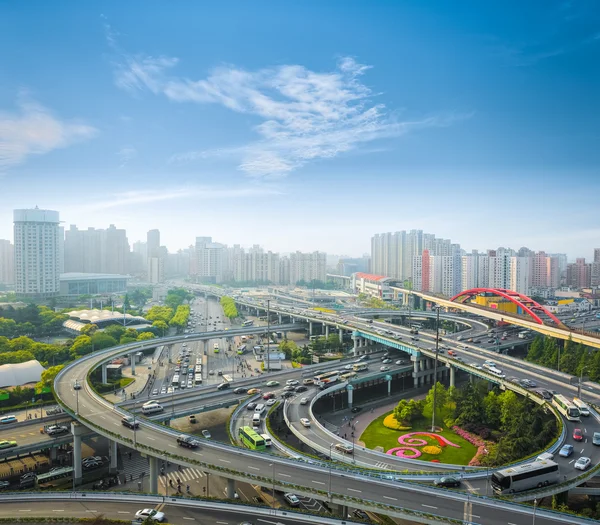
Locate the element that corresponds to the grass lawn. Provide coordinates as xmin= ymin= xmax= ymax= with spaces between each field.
xmin=119 ymin=377 xmax=135 ymax=388
xmin=360 ymin=413 xmax=477 ymax=466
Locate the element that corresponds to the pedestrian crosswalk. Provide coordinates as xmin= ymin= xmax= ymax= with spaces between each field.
xmin=160 ymin=467 xmax=204 ymax=487
xmin=374 ymin=462 xmax=391 ymax=470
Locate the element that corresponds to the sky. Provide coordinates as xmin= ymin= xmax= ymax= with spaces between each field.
xmin=0 ymin=0 xmax=599 ymax=259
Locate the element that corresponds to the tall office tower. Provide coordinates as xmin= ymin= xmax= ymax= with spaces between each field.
xmin=147 ymin=256 xmax=165 ymax=283
xmin=567 ymin=258 xmax=591 ymax=289
xmin=412 ymin=255 xmax=423 ymax=291
xmin=531 ymin=251 xmax=548 ymax=288
xmin=510 ymin=256 xmax=531 ymax=295
xmin=132 ymin=241 xmax=147 ymax=260
xmin=546 ymin=256 xmax=560 ymax=288
xmin=104 ymin=224 xmax=130 ymax=274
xmin=0 ymin=240 xmax=14 ymax=285
xmin=592 ymin=249 xmax=600 ymax=287
xmin=488 ymin=248 xmax=513 ymax=289
xmin=289 ymin=251 xmax=327 ymax=284
xmin=147 ymin=230 xmax=160 ymax=258
xmin=429 ymin=255 xmax=461 ymax=297
xmin=279 ymin=256 xmax=291 ymax=285
xmin=58 ymin=226 xmax=65 ymax=274
xmin=517 ymin=247 xmax=533 ymax=257
xmin=461 ymin=254 xmax=479 ymax=291
xmin=195 ymin=237 xmax=225 ymax=283
xmin=13 ymin=208 xmax=61 ymax=299
xmin=421 ymin=249 xmax=431 ymax=291
xmin=476 ymin=254 xmax=490 ymax=288
xmin=64 ymin=224 xmax=130 ymax=274
xmin=371 ymin=229 xmax=424 ymax=282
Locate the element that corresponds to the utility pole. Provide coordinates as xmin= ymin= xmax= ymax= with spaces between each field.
xmin=431 ymin=305 xmax=441 ymax=432
xmin=267 ymin=299 xmax=271 ymax=373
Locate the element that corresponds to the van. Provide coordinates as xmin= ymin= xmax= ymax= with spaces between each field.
xmin=488 ymin=367 xmax=506 ymax=379
xmin=457 ymin=336 xmax=463 ymax=341
xmin=537 ymin=452 xmax=554 ymax=461
xmin=0 ymin=415 xmax=17 ymax=425
xmin=254 ymin=404 xmax=265 ymax=414
xmin=261 ymin=434 xmax=272 ymax=447
xmin=252 ymin=413 xmax=261 ymax=428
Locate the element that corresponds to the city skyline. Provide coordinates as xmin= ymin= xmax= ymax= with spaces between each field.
xmin=1 ymin=1 xmax=599 ymax=257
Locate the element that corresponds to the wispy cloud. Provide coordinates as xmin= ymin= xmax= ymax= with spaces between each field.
xmin=70 ymin=185 xmax=283 ymax=213
xmin=112 ymin=48 xmax=467 ymax=179
xmin=117 ymin=146 xmax=137 ymax=168
xmin=0 ymin=94 xmax=97 ymax=169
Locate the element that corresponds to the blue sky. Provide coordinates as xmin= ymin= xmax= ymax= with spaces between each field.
xmin=0 ymin=0 xmax=598 ymax=258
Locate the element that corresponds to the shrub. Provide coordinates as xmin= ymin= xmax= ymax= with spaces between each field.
xmin=383 ymin=414 xmax=411 ymax=430
xmin=423 ymin=445 xmax=442 ymax=455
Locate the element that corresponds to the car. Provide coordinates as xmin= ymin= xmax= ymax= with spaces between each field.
xmin=574 ymin=457 xmax=592 ymax=471
xmin=177 ymin=435 xmax=201 ymax=448
xmin=46 ymin=425 xmax=68 ymax=436
xmin=266 ymin=398 xmax=277 ymax=406
xmin=473 ymin=340 xmax=481 ymax=344
xmin=558 ymin=444 xmax=574 ymax=457
xmin=351 ymin=406 xmax=362 ymax=413
xmin=593 ymin=432 xmax=600 ymax=446
xmin=352 ymin=510 xmax=369 ymax=520
xmin=447 ymin=350 xmax=457 ymax=356
xmin=300 ymin=418 xmax=311 ymax=427
xmin=208 ymin=370 xmax=215 ymax=375
xmin=433 ymin=476 xmax=461 ymax=488
xmin=0 ymin=440 xmax=17 ymax=449
xmin=286 ymin=379 xmax=299 ymax=386
xmin=573 ymin=428 xmax=583 ymax=441
xmin=247 ymin=388 xmax=261 ymax=395
xmin=283 ymin=385 xmax=295 ymax=391
xmin=380 ymin=366 xmax=390 ymax=372
xmin=381 ymin=359 xmax=392 ymax=364
xmin=83 ymin=460 xmax=102 ymax=470
xmin=344 ymin=364 xmax=353 ymax=370
xmin=189 ymin=415 xmax=197 ymax=424
xmin=135 ymin=509 xmax=165 ymax=522
xmin=281 ymin=391 xmax=295 ymax=398
xmin=294 ymin=385 xmax=308 ymax=393
xmin=202 ymin=429 xmax=212 ymax=439
xmin=217 ymin=370 xmax=223 ymax=376
xmin=300 ymin=397 xmax=309 ymax=405
xmin=266 ymin=381 xmax=280 ymax=387
xmin=302 ymin=378 xmax=314 ymax=385
xmin=487 ymin=339 xmax=495 ymax=343
xmin=0 ymin=481 xmax=9 ymax=490
xmin=234 ymin=387 xmax=247 ymax=394
xmin=160 ymin=387 xmax=167 ymax=394
xmin=263 ymin=392 xmax=275 ymax=400
xmin=395 ymin=359 xmax=406 ymax=365
xmin=335 ymin=443 xmax=354 ymax=454
xmin=283 ymin=493 xmax=300 ymax=507
xmin=73 ymin=381 xmax=81 ymax=390
xmin=217 ymin=382 xmax=230 ymax=390
xmin=247 ymin=402 xmax=257 ymax=411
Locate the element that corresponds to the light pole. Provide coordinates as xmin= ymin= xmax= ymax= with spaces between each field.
xmin=328 ymin=442 xmax=335 ymax=500
xmin=75 ymin=386 xmax=80 ymax=416
xmin=269 ymin=463 xmax=275 ymax=508
xmin=578 ymin=366 xmax=588 ymax=398
xmin=133 ymin=397 xmax=137 ymax=447
xmin=533 ymin=498 xmax=537 ymax=525
xmin=431 ymin=305 xmax=441 ymax=432
xmin=267 ymin=300 xmax=271 ymax=374
xmin=352 ymin=422 xmax=358 ymax=464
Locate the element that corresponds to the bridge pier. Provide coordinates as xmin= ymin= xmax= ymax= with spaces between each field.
xmin=101 ymin=363 xmax=108 ymax=384
xmin=109 ymin=439 xmax=118 ymax=474
xmin=339 ymin=328 xmax=343 ymax=344
xmin=353 ymin=335 xmax=358 ymax=356
xmin=149 ymin=456 xmax=159 ymax=493
xmin=71 ymin=422 xmax=85 ymax=486
xmin=226 ymin=477 xmax=236 ymax=499
xmin=130 ymin=352 xmax=136 ymax=376
xmin=278 ymin=314 xmax=282 ymax=324
xmin=325 ymin=324 xmax=329 ymax=338
xmin=309 ymin=322 xmax=314 ymax=336
xmin=449 ymin=365 xmax=456 ymax=388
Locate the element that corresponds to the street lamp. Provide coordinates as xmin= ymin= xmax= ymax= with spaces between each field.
xmin=267 ymin=299 xmax=271 ymax=373
xmin=328 ymin=442 xmax=335 ymax=500
xmin=269 ymin=463 xmax=275 ymax=508
xmin=578 ymin=366 xmax=588 ymax=399
xmin=533 ymin=498 xmax=537 ymax=525
xmin=431 ymin=305 xmax=441 ymax=432
xmin=351 ymin=422 xmax=358 ymax=464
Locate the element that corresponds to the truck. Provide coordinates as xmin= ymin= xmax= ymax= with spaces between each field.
xmin=177 ymin=435 xmax=201 ymax=448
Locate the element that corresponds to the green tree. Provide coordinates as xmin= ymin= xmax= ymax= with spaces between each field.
xmin=138 ymin=332 xmax=156 ymax=341
xmin=0 ymin=318 xmax=17 ymax=337
xmin=91 ymin=332 xmax=117 ymax=350
xmin=104 ymin=324 xmax=126 ymax=341
xmin=455 ymin=382 xmax=484 ymax=427
xmin=70 ymin=335 xmax=93 ymax=357
xmin=35 ymin=364 xmax=65 ymax=392
xmin=152 ymin=320 xmax=169 ymax=336
xmin=422 ymin=382 xmax=449 ymax=421
xmin=80 ymin=323 xmax=99 ymax=336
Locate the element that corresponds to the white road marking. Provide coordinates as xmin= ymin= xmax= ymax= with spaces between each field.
xmin=118 ymin=511 xmax=129 ymax=514
xmin=85 ymin=510 xmax=98 ymax=513
xmin=219 ymin=459 xmax=231 ymax=463
xmin=18 ymin=510 xmax=31 ymax=512
xmin=100 ymin=416 xmax=106 ymax=420
xmin=216 ymin=522 xmax=228 ymax=524
xmin=422 ymin=504 xmax=438 ymax=509
xmin=347 ymin=488 xmax=361 ymax=493
xmin=147 ymin=437 xmax=155 ymax=441
xmin=182 ymin=518 xmax=195 ymax=521
xmin=248 ymin=466 xmax=260 ymax=470
xmin=472 ymin=515 xmax=480 ymax=518
xmin=383 ymin=495 xmax=397 ymax=500
xmin=508 ymin=522 xmax=518 ymax=525
xmin=311 ymin=480 xmax=325 ymax=485
xmin=168 ymin=444 xmax=177 ymax=448
xmin=278 ymin=473 xmax=290 ymax=477
xmin=258 ymin=520 xmax=279 ymax=525
xmin=194 ymin=452 xmax=203 ymax=456
xmin=53 ymin=510 xmax=65 ymax=512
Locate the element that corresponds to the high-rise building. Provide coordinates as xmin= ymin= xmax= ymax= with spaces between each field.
xmin=147 ymin=230 xmax=160 ymax=258
xmin=509 ymin=256 xmax=531 ymax=295
xmin=289 ymin=251 xmax=327 ymax=284
xmin=0 ymin=240 xmax=14 ymax=285
xmin=195 ymin=237 xmax=225 ymax=283
xmin=488 ymin=248 xmax=513 ymax=289
xmin=13 ymin=208 xmax=61 ymax=298
xmin=592 ymin=249 xmax=600 ymax=287
xmin=566 ymin=258 xmax=591 ymax=289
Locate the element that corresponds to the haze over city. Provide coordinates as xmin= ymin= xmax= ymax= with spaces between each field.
xmin=1 ymin=1 xmax=599 ymax=258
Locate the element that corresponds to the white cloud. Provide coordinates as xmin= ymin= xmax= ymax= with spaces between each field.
xmin=0 ymin=96 xmax=97 ymax=169
xmin=117 ymin=146 xmax=137 ymax=167
xmin=114 ymin=53 xmax=466 ymax=179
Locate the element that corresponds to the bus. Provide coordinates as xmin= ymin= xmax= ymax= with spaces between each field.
xmin=352 ymin=363 xmax=368 ymax=372
xmin=213 ymin=343 xmax=220 ymax=353
xmin=242 ymin=320 xmax=254 ymax=327
xmin=194 ymin=365 xmax=202 ymax=374
xmin=552 ymin=394 xmax=580 ymax=421
xmin=194 ymin=373 xmax=202 ymax=385
xmin=36 ymin=466 xmax=74 ymax=486
xmin=237 ymin=344 xmax=247 ymax=355
xmin=141 ymin=403 xmax=164 ymax=415
xmin=238 ymin=426 xmax=266 ymax=451
xmin=572 ymin=397 xmax=590 ymax=417
xmin=222 ymin=374 xmax=233 ymax=383
xmin=491 ymin=460 xmax=560 ymax=494
xmin=172 ymin=374 xmax=180 ymax=387
xmin=340 ymin=371 xmax=357 ymax=381
xmin=314 ymin=370 xmax=340 ymax=387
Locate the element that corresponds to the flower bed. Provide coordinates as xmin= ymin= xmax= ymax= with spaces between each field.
xmin=452 ymin=426 xmax=490 ymax=466
xmin=383 ymin=414 xmax=411 ymax=430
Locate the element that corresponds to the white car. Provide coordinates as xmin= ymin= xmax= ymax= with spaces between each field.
xmin=266 ymin=398 xmax=277 ymax=406
xmin=135 ymin=509 xmax=165 ymax=522
xmin=344 ymin=364 xmax=353 ymax=370
xmin=574 ymin=457 xmax=592 ymax=471
xmin=300 ymin=418 xmax=311 ymax=427
xmin=300 ymin=397 xmax=309 ymax=405
xmin=286 ymin=379 xmax=299 ymax=386
xmin=380 ymin=366 xmax=390 ymax=372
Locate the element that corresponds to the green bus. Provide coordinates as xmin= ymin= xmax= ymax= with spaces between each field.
xmin=239 ymin=426 xmax=266 ymax=451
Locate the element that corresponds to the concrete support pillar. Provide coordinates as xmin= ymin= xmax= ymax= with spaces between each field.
xmin=226 ymin=477 xmax=236 ymax=499
xmin=278 ymin=314 xmax=282 ymax=324
xmin=309 ymin=322 xmax=314 ymax=336
xmin=325 ymin=324 xmax=329 ymax=338
xmin=338 ymin=505 xmax=348 ymax=518
xmin=101 ymin=363 xmax=108 ymax=384
xmin=387 ymin=379 xmax=392 ymax=396
xmin=130 ymin=353 xmax=136 ymax=376
xmin=109 ymin=439 xmax=118 ymax=473
xmin=149 ymin=456 xmax=159 ymax=493
xmin=71 ymin=422 xmax=85 ymax=486
xmin=339 ymin=328 xmax=343 ymax=344
xmin=347 ymin=386 xmax=353 ymax=408
xmin=353 ymin=336 xmax=358 ymax=357
xmin=49 ymin=446 xmax=58 ymax=462
xmin=450 ymin=366 xmax=456 ymax=388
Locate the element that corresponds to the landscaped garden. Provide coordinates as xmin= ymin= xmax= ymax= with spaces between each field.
xmin=359 ymin=380 xmax=559 ymax=467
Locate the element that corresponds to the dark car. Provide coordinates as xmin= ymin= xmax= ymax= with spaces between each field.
xmin=217 ymin=382 xmax=230 ymax=390
xmin=247 ymin=402 xmax=257 ymax=410
xmin=433 ymin=476 xmax=461 ymax=488
xmin=294 ymin=385 xmax=308 ymax=393
xmin=281 ymin=391 xmax=295 ymax=398
xmin=234 ymin=387 xmax=247 ymax=394
xmin=351 ymin=406 xmax=362 ymax=413
xmin=352 ymin=509 xmax=369 ymax=520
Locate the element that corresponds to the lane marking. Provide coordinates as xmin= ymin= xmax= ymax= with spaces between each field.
xmin=182 ymin=518 xmax=195 ymax=521
xmin=248 ymin=466 xmax=260 ymax=471
xmin=117 ymin=511 xmax=129 ymax=514
xmin=147 ymin=437 xmax=155 ymax=441
xmin=347 ymin=488 xmax=361 ymax=493
xmin=216 ymin=522 xmax=228 ymax=524
xmin=52 ymin=510 xmax=65 ymax=512
xmin=311 ymin=480 xmax=325 ymax=485
xmin=422 ymin=504 xmax=437 ymax=509
xmin=168 ymin=444 xmax=177 ymax=448
xmin=219 ymin=459 xmax=231 ymax=463
xmin=278 ymin=473 xmax=290 ymax=477
xmin=100 ymin=416 xmax=106 ymax=420
xmin=19 ymin=510 xmax=31 ymax=512
xmin=383 ymin=495 xmax=397 ymax=500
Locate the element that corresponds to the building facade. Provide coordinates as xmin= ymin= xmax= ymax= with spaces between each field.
xmin=0 ymin=240 xmax=14 ymax=285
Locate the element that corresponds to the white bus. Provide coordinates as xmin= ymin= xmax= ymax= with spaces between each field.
xmin=172 ymin=374 xmax=180 ymax=387
xmin=222 ymin=374 xmax=233 ymax=383
xmin=314 ymin=370 xmax=340 ymax=387
xmin=487 ymin=367 xmax=506 ymax=379
xmin=572 ymin=397 xmax=590 ymax=417
xmin=340 ymin=371 xmax=357 ymax=381
xmin=141 ymin=403 xmax=164 ymax=415
xmin=491 ymin=460 xmax=560 ymax=494
xmin=194 ymin=373 xmax=202 ymax=385
xmin=242 ymin=320 xmax=254 ymax=327
xmin=352 ymin=363 xmax=368 ymax=372
xmin=552 ymin=394 xmax=580 ymax=421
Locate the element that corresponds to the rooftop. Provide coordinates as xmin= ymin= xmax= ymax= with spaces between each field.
xmin=60 ymin=273 xmax=130 ymax=281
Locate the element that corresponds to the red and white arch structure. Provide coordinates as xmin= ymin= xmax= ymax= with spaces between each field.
xmin=449 ymin=288 xmax=563 ymax=326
